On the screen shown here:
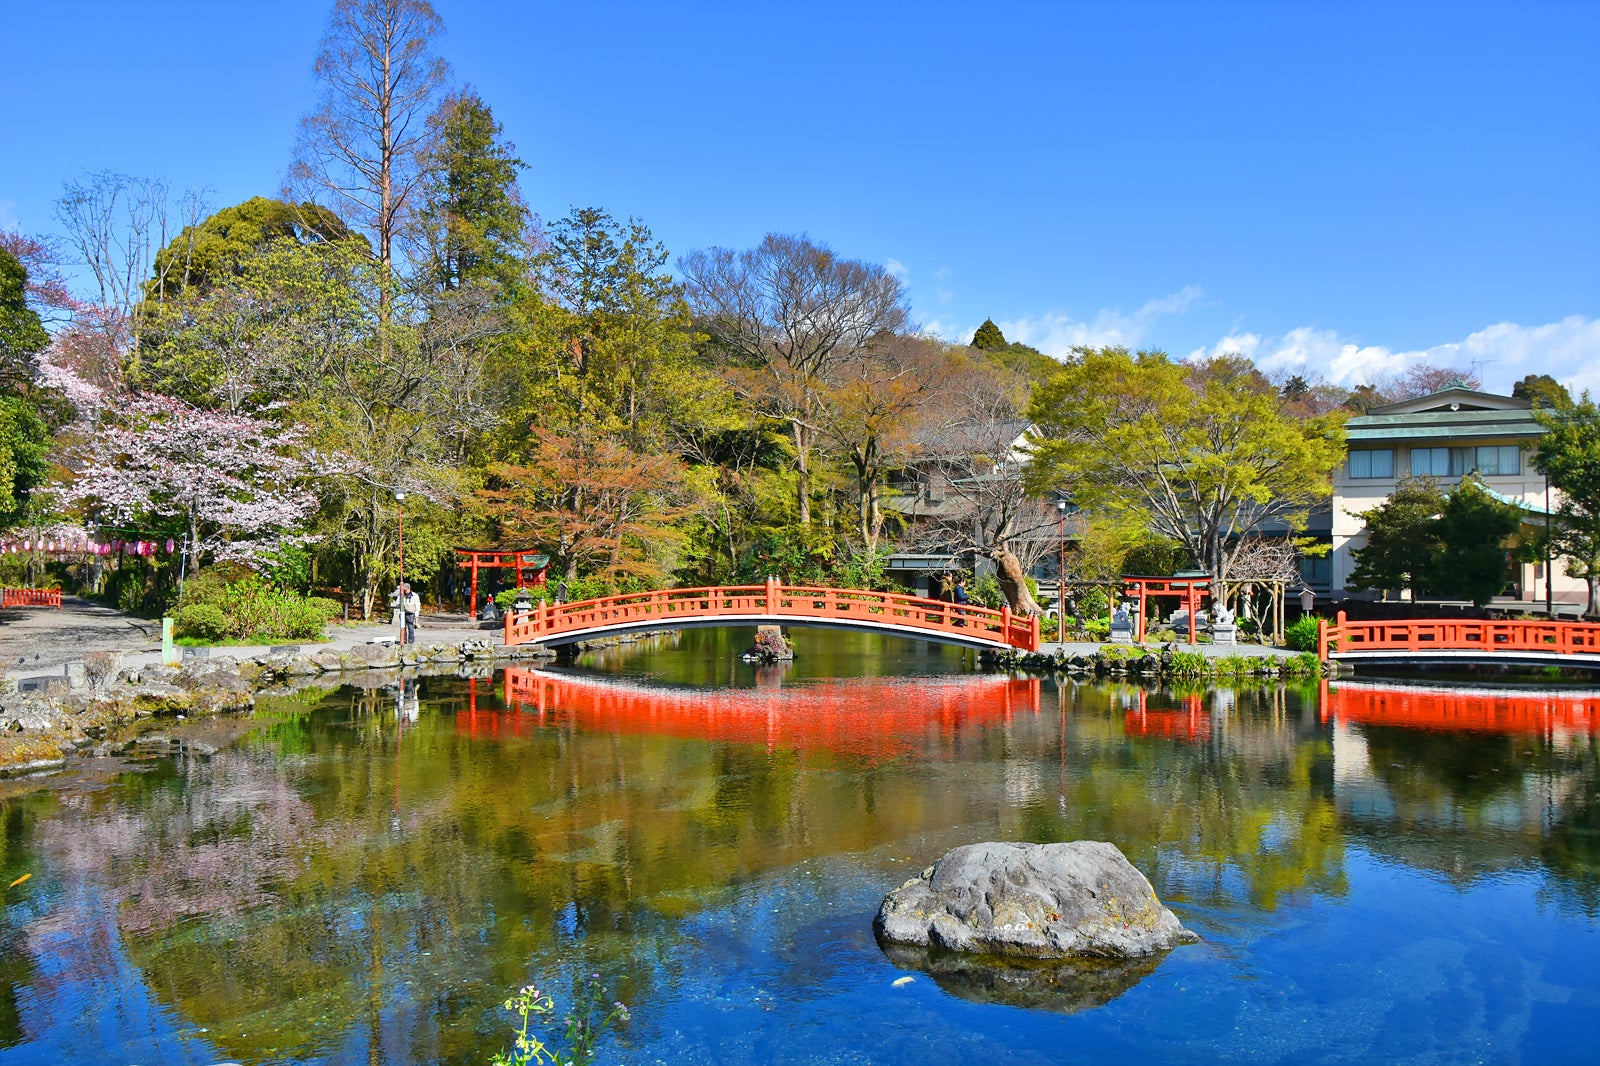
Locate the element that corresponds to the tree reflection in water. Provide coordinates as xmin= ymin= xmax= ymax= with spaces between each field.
xmin=0 ymin=661 xmax=1593 ymax=1063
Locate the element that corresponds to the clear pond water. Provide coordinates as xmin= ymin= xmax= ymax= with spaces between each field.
xmin=1 ymin=628 xmax=1596 ymax=1064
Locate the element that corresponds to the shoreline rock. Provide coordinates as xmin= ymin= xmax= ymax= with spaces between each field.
xmin=0 ymin=638 xmax=555 ymax=774
xmin=875 ymin=840 xmax=1197 ymax=960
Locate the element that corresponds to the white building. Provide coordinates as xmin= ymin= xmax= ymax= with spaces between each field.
xmin=1331 ymin=386 xmax=1585 ymax=611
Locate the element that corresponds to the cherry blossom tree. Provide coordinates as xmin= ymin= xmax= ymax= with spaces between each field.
xmin=60 ymin=394 xmax=320 ymax=572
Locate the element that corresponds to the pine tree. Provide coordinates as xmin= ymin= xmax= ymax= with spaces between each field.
xmin=971 ymin=318 xmax=1006 ymax=351
xmin=412 ymin=89 xmax=528 ymax=296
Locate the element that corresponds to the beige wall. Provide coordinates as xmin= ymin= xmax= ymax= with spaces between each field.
xmin=1331 ymin=438 xmax=1586 ymax=606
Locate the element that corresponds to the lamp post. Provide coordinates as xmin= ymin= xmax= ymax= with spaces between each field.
xmin=395 ymin=490 xmax=407 ymax=644
xmin=1057 ymin=499 xmax=1068 ymax=641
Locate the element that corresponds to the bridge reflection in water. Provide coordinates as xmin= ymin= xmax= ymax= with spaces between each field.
xmin=457 ymin=668 xmax=1042 ymax=760
xmin=1320 ymin=680 xmax=1598 ymax=735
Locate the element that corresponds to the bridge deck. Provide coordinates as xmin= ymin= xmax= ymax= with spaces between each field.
xmin=1319 ymin=612 xmax=1600 ymax=669
xmin=503 ymin=579 xmax=1040 ymax=653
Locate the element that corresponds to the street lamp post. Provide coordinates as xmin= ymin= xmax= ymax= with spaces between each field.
xmin=395 ymin=490 xmax=407 ymax=644
xmin=1057 ymin=499 xmax=1068 ymax=641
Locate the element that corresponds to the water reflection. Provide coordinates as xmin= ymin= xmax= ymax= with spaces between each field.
xmin=476 ymin=668 xmax=1041 ymax=761
xmin=0 ymin=654 xmax=1593 ymax=1064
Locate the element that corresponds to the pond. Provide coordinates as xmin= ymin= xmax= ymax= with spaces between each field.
xmin=1 ymin=628 xmax=1596 ymax=1064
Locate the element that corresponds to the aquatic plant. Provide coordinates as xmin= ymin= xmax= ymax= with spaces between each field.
xmin=491 ymin=975 xmax=630 ymax=1066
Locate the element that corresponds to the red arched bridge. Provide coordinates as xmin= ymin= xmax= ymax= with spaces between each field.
xmin=503 ymin=578 xmax=1041 ymax=653
xmin=1318 ymin=612 xmax=1600 ymax=670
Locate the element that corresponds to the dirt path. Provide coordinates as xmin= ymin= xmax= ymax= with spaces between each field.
xmin=0 ymin=596 xmax=163 ymax=672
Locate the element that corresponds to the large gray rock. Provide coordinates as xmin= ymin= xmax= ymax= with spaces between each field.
xmin=874 ymin=841 xmax=1196 ymax=959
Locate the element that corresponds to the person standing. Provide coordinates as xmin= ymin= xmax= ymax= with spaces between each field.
xmin=952 ymin=575 xmax=971 ymax=625
xmin=402 ymin=582 xmax=420 ymax=645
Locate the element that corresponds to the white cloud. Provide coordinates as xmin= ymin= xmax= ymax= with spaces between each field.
xmin=995 ymin=285 xmax=1206 ymax=354
xmin=884 ymin=258 xmax=910 ymax=284
xmin=1193 ymin=315 xmax=1600 ymax=394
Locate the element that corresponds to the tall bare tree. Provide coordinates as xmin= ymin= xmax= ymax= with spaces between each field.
xmin=820 ymin=334 xmax=952 ymax=553
xmin=290 ymin=0 xmax=448 ymax=288
xmin=53 ymin=172 xmax=206 ymax=373
xmin=680 ymin=234 xmax=908 ymax=527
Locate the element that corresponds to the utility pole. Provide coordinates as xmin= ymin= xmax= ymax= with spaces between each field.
xmin=1057 ymin=499 xmax=1068 ymax=641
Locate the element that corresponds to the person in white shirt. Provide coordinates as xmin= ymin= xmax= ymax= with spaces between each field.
xmin=401 ymin=582 xmax=420 ymax=644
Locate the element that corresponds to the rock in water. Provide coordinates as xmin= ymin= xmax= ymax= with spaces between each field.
xmin=874 ymin=841 xmax=1196 ymax=959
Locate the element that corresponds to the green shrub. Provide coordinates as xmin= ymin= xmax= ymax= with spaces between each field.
xmin=174 ymin=603 xmax=227 ymax=641
xmin=1285 ymin=615 xmax=1324 ymax=652
xmin=1289 ymin=651 xmax=1323 ymax=676
xmin=970 ymin=574 xmax=1005 ymax=610
xmin=1077 ymin=587 xmax=1110 ymax=620
xmin=1085 ymin=617 xmax=1110 ymax=640
xmin=306 ymin=596 xmax=343 ymax=622
xmin=175 ymin=564 xmax=334 ymax=642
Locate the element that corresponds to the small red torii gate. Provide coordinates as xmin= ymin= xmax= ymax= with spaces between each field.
xmin=455 ymin=548 xmax=548 ymax=619
xmin=1121 ymin=574 xmax=1212 ymax=645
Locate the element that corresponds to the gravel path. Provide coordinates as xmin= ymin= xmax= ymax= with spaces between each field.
xmin=0 ymin=597 xmax=499 ymax=680
xmin=0 ymin=596 xmax=163 ymax=672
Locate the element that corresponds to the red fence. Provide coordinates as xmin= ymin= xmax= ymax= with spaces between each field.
xmin=503 ymin=577 xmax=1041 ymax=652
xmin=1 ymin=587 xmax=61 ymax=609
xmin=1318 ymin=611 xmax=1600 ymax=661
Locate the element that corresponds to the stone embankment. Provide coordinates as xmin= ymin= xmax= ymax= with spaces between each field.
xmin=0 ymin=639 xmax=554 ymax=775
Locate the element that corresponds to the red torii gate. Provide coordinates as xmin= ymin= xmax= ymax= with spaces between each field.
xmin=1121 ymin=573 xmax=1212 ymax=645
xmin=455 ymin=548 xmax=548 ymax=619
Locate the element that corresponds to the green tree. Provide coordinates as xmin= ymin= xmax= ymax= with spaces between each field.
xmin=1513 ymin=373 xmax=1572 ymax=410
xmin=143 ymin=197 xmax=351 ymax=299
xmin=410 ymin=89 xmax=528 ymax=296
xmin=1026 ymin=348 xmax=1346 ymax=597
xmin=1533 ymin=396 xmax=1600 ymax=613
xmin=971 ymin=318 xmax=1006 ymax=351
xmin=0 ymin=250 xmax=53 ymax=527
xmin=1348 ymin=477 xmax=1448 ymax=597
xmin=1349 ymin=476 xmax=1521 ymax=605
xmin=681 ymin=233 xmax=908 ymax=528
xmin=1435 ymin=476 xmax=1522 ymax=605
xmin=0 ymin=250 xmax=50 ymax=390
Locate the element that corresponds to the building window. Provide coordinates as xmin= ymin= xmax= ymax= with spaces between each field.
xmin=1349 ymin=449 xmax=1394 ymax=479
xmin=1411 ymin=445 xmax=1521 ymax=477
xmin=1299 ymin=556 xmax=1331 ymax=587
xmin=1410 ymin=447 xmax=1450 ymax=476
xmin=1475 ymin=445 xmax=1520 ymax=476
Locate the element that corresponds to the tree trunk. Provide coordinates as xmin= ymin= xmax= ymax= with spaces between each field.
xmin=792 ymin=421 xmax=811 ymax=526
xmin=989 ymin=546 xmax=1044 ymax=616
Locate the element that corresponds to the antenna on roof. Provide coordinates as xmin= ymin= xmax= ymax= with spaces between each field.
xmin=1468 ymin=358 xmax=1495 ymax=386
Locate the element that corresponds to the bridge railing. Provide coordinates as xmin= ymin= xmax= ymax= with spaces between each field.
xmin=1318 ymin=610 xmax=1600 ymax=660
xmin=504 ymin=578 xmax=1040 ymax=651
xmin=1 ymin=587 xmax=62 ymax=609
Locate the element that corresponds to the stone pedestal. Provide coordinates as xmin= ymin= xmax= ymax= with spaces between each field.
xmin=1210 ymin=624 xmax=1237 ymax=646
xmin=1108 ymin=622 xmax=1134 ymax=644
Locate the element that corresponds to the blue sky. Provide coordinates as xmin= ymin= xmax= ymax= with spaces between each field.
xmin=2 ymin=0 xmax=1596 ymax=393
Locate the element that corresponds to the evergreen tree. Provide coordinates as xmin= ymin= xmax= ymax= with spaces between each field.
xmin=1 ymin=250 xmax=50 ymax=391
xmin=411 ymin=89 xmax=528 ymax=296
xmin=1348 ymin=477 xmax=1447 ymax=597
xmin=1512 ymin=373 xmax=1572 ymax=409
xmin=1435 ymin=476 xmax=1522 ymax=605
xmin=0 ymin=250 xmax=55 ymax=526
xmin=1533 ymin=396 xmax=1600 ymax=613
xmin=143 ymin=197 xmax=351 ymax=300
xmin=971 ymin=317 xmax=1006 ymax=351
